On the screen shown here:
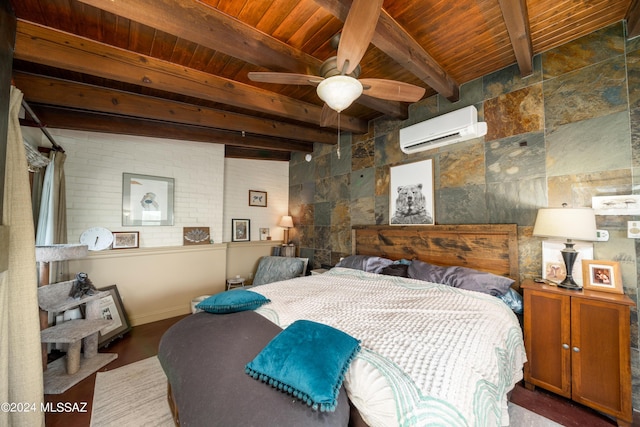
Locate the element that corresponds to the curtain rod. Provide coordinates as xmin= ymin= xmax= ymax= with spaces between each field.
xmin=20 ymin=100 xmax=64 ymax=153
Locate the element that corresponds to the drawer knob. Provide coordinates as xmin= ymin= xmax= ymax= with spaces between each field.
xmin=572 ymin=347 xmax=580 ymax=353
xmin=562 ymin=344 xmax=569 ymax=349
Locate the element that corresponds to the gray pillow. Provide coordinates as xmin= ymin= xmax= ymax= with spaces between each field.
xmin=408 ymin=260 xmax=514 ymax=296
xmin=335 ymin=255 xmax=393 ymax=273
xmin=252 ymin=256 xmax=308 ymax=286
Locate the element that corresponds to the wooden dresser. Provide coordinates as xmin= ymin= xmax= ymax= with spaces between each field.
xmin=521 ymin=279 xmax=634 ymax=426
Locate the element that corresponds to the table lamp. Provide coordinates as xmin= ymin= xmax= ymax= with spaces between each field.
xmin=279 ymin=215 xmax=293 ymax=245
xmin=532 ymin=205 xmax=597 ymax=289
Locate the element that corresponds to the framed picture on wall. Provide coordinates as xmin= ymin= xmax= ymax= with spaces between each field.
xmin=232 ymin=219 xmax=250 ymax=242
xmin=112 ymin=231 xmax=139 ymax=249
xmin=249 ymin=190 xmax=267 ymax=207
xmin=122 ymin=173 xmax=174 ymax=226
xmin=389 ymin=159 xmax=435 ymax=225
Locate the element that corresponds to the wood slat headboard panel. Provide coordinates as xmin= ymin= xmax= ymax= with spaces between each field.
xmin=352 ymin=224 xmax=519 ymax=286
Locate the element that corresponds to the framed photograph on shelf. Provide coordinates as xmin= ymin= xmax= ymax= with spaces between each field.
xmin=97 ymin=285 xmax=131 ymax=348
xmin=249 ymin=190 xmax=267 ymax=207
xmin=183 ymin=227 xmax=210 ymax=245
xmin=542 ymin=241 xmax=593 ymax=286
xmin=389 ymin=159 xmax=435 ymax=225
xmin=232 ymin=219 xmax=250 ymax=242
xmin=582 ymin=260 xmax=623 ymax=294
xmin=259 ymin=227 xmax=270 ymax=240
xmin=112 ymin=231 xmax=139 ymax=249
xmin=122 ymin=173 xmax=174 ymax=226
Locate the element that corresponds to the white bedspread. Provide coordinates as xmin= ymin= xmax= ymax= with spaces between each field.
xmin=252 ymin=267 xmax=526 ymax=427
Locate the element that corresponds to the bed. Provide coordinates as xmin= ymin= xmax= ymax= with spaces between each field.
xmin=158 ymin=224 xmax=526 ymax=427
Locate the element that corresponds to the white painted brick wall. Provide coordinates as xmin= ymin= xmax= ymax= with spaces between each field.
xmin=27 ymin=128 xmax=289 ymax=247
xmin=224 ymin=158 xmax=290 ymax=242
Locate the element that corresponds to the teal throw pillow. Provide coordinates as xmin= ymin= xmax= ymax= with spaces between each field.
xmin=195 ymin=289 xmax=270 ymax=314
xmin=245 ymin=320 xmax=360 ymax=412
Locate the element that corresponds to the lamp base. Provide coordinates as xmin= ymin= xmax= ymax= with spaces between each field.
xmin=557 ymin=279 xmax=582 ymax=290
xmin=559 ymin=240 xmax=582 ymax=291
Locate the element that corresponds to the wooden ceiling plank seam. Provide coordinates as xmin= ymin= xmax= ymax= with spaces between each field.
xmin=13 ymin=71 xmax=336 ymax=145
xmin=128 ymin=20 xmax=154 ymax=55
xmin=255 ymin=0 xmax=300 ymax=34
xmin=272 ymin=0 xmax=320 ymax=43
xmin=14 ymin=20 xmax=367 ymax=133
xmin=530 ymin=14 xmax=625 ymax=54
xmin=236 ymin=0 xmax=275 ymax=27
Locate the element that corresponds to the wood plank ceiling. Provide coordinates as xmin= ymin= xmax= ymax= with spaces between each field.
xmin=9 ymin=0 xmax=639 ymax=160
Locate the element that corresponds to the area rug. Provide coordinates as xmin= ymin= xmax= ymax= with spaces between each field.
xmin=90 ymin=357 xmax=173 ymax=427
xmin=91 ymin=356 xmax=560 ymax=426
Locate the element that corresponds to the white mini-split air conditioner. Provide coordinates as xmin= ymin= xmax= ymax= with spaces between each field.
xmin=399 ymin=105 xmax=488 ymax=154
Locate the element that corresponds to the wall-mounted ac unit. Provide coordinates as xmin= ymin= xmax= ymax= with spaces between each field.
xmin=399 ymin=105 xmax=488 ymax=154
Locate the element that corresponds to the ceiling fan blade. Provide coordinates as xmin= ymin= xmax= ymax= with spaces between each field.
xmin=320 ymin=103 xmax=338 ymax=127
xmin=336 ymin=0 xmax=383 ymax=76
xmin=359 ymin=78 xmax=426 ymax=102
xmin=248 ymin=72 xmax=323 ymax=86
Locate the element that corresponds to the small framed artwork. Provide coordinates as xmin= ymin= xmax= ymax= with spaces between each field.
xmin=389 ymin=159 xmax=435 ymax=225
xmin=183 ymin=227 xmax=210 ymax=245
xmin=122 ymin=173 xmax=174 ymax=226
xmin=582 ymin=260 xmax=623 ymax=294
xmin=249 ymin=190 xmax=267 ymax=207
xmin=259 ymin=227 xmax=270 ymax=240
xmin=97 ymin=285 xmax=131 ymax=348
xmin=232 ymin=219 xmax=250 ymax=242
xmin=112 ymin=231 xmax=139 ymax=249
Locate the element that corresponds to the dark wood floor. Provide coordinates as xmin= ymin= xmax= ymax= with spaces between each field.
xmin=44 ymin=314 xmax=635 ymax=426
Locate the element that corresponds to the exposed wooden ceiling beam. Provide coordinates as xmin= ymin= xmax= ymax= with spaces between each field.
xmin=627 ymin=0 xmax=640 ymax=39
xmin=14 ymin=20 xmax=368 ymax=133
xmin=76 ymin=0 xmax=320 ymax=74
xmin=75 ymin=0 xmax=406 ymax=119
xmin=314 ymin=0 xmax=459 ymax=102
xmin=225 ymin=146 xmax=291 ymax=162
xmin=22 ymin=105 xmax=313 ymax=154
xmin=13 ymin=72 xmax=334 ymax=146
xmin=498 ymin=0 xmax=534 ymax=77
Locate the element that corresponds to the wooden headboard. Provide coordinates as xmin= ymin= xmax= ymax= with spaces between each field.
xmin=352 ymin=224 xmax=519 ymax=287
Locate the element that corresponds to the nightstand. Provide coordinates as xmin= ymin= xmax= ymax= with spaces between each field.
xmin=521 ymin=279 xmax=635 ymax=426
xmin=226 ymin=277 xmax=245 ymax=290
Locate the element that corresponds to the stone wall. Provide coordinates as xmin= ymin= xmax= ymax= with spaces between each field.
xmin=288 ymin=21 xmax=640 ymax=406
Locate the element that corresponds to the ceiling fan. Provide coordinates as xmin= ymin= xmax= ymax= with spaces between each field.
xmin=248 ymin=0 xmax=426 ymax=123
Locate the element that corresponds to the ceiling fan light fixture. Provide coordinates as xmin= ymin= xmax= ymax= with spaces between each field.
xmin=316 ymin=75 xmax=363 ymax=113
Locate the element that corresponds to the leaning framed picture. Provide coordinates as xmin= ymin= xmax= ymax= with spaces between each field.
xmin=582 ymin=260 xmax=623 ymax=294
xmin=112 ymin=231 xmax=139 ymax=249
xmin=122 ymin=173 xmax=174 ymax=226
xmin=249 ymin=190 xmax=268 ymax=207
xmin=97 ymin=285 xmax=131 ymax=348
xmin=232 ymin=219 xmax=250 ymax=242
xmin=389 ymin=159 xmax=435 ymax=225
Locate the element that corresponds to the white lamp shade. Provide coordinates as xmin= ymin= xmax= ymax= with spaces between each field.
xmin=316 ymin=76 xmax=363 ymax=113
xmin=279 ymin=215 xmax=294 ymax=228
xmin=35 ymin=244 xmax=89 ymax=262
xmin=533 ymin=207 xmax=597 ymax=241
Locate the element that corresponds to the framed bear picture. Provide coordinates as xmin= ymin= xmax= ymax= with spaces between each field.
xmin=389 ymin=159 xmax=434 ymax=225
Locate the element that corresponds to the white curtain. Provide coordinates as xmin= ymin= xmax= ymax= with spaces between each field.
xmin=35 ymin=152 xmax=56 ymax=246
xmin=0 ymin=86 xmax=45 ymax=426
